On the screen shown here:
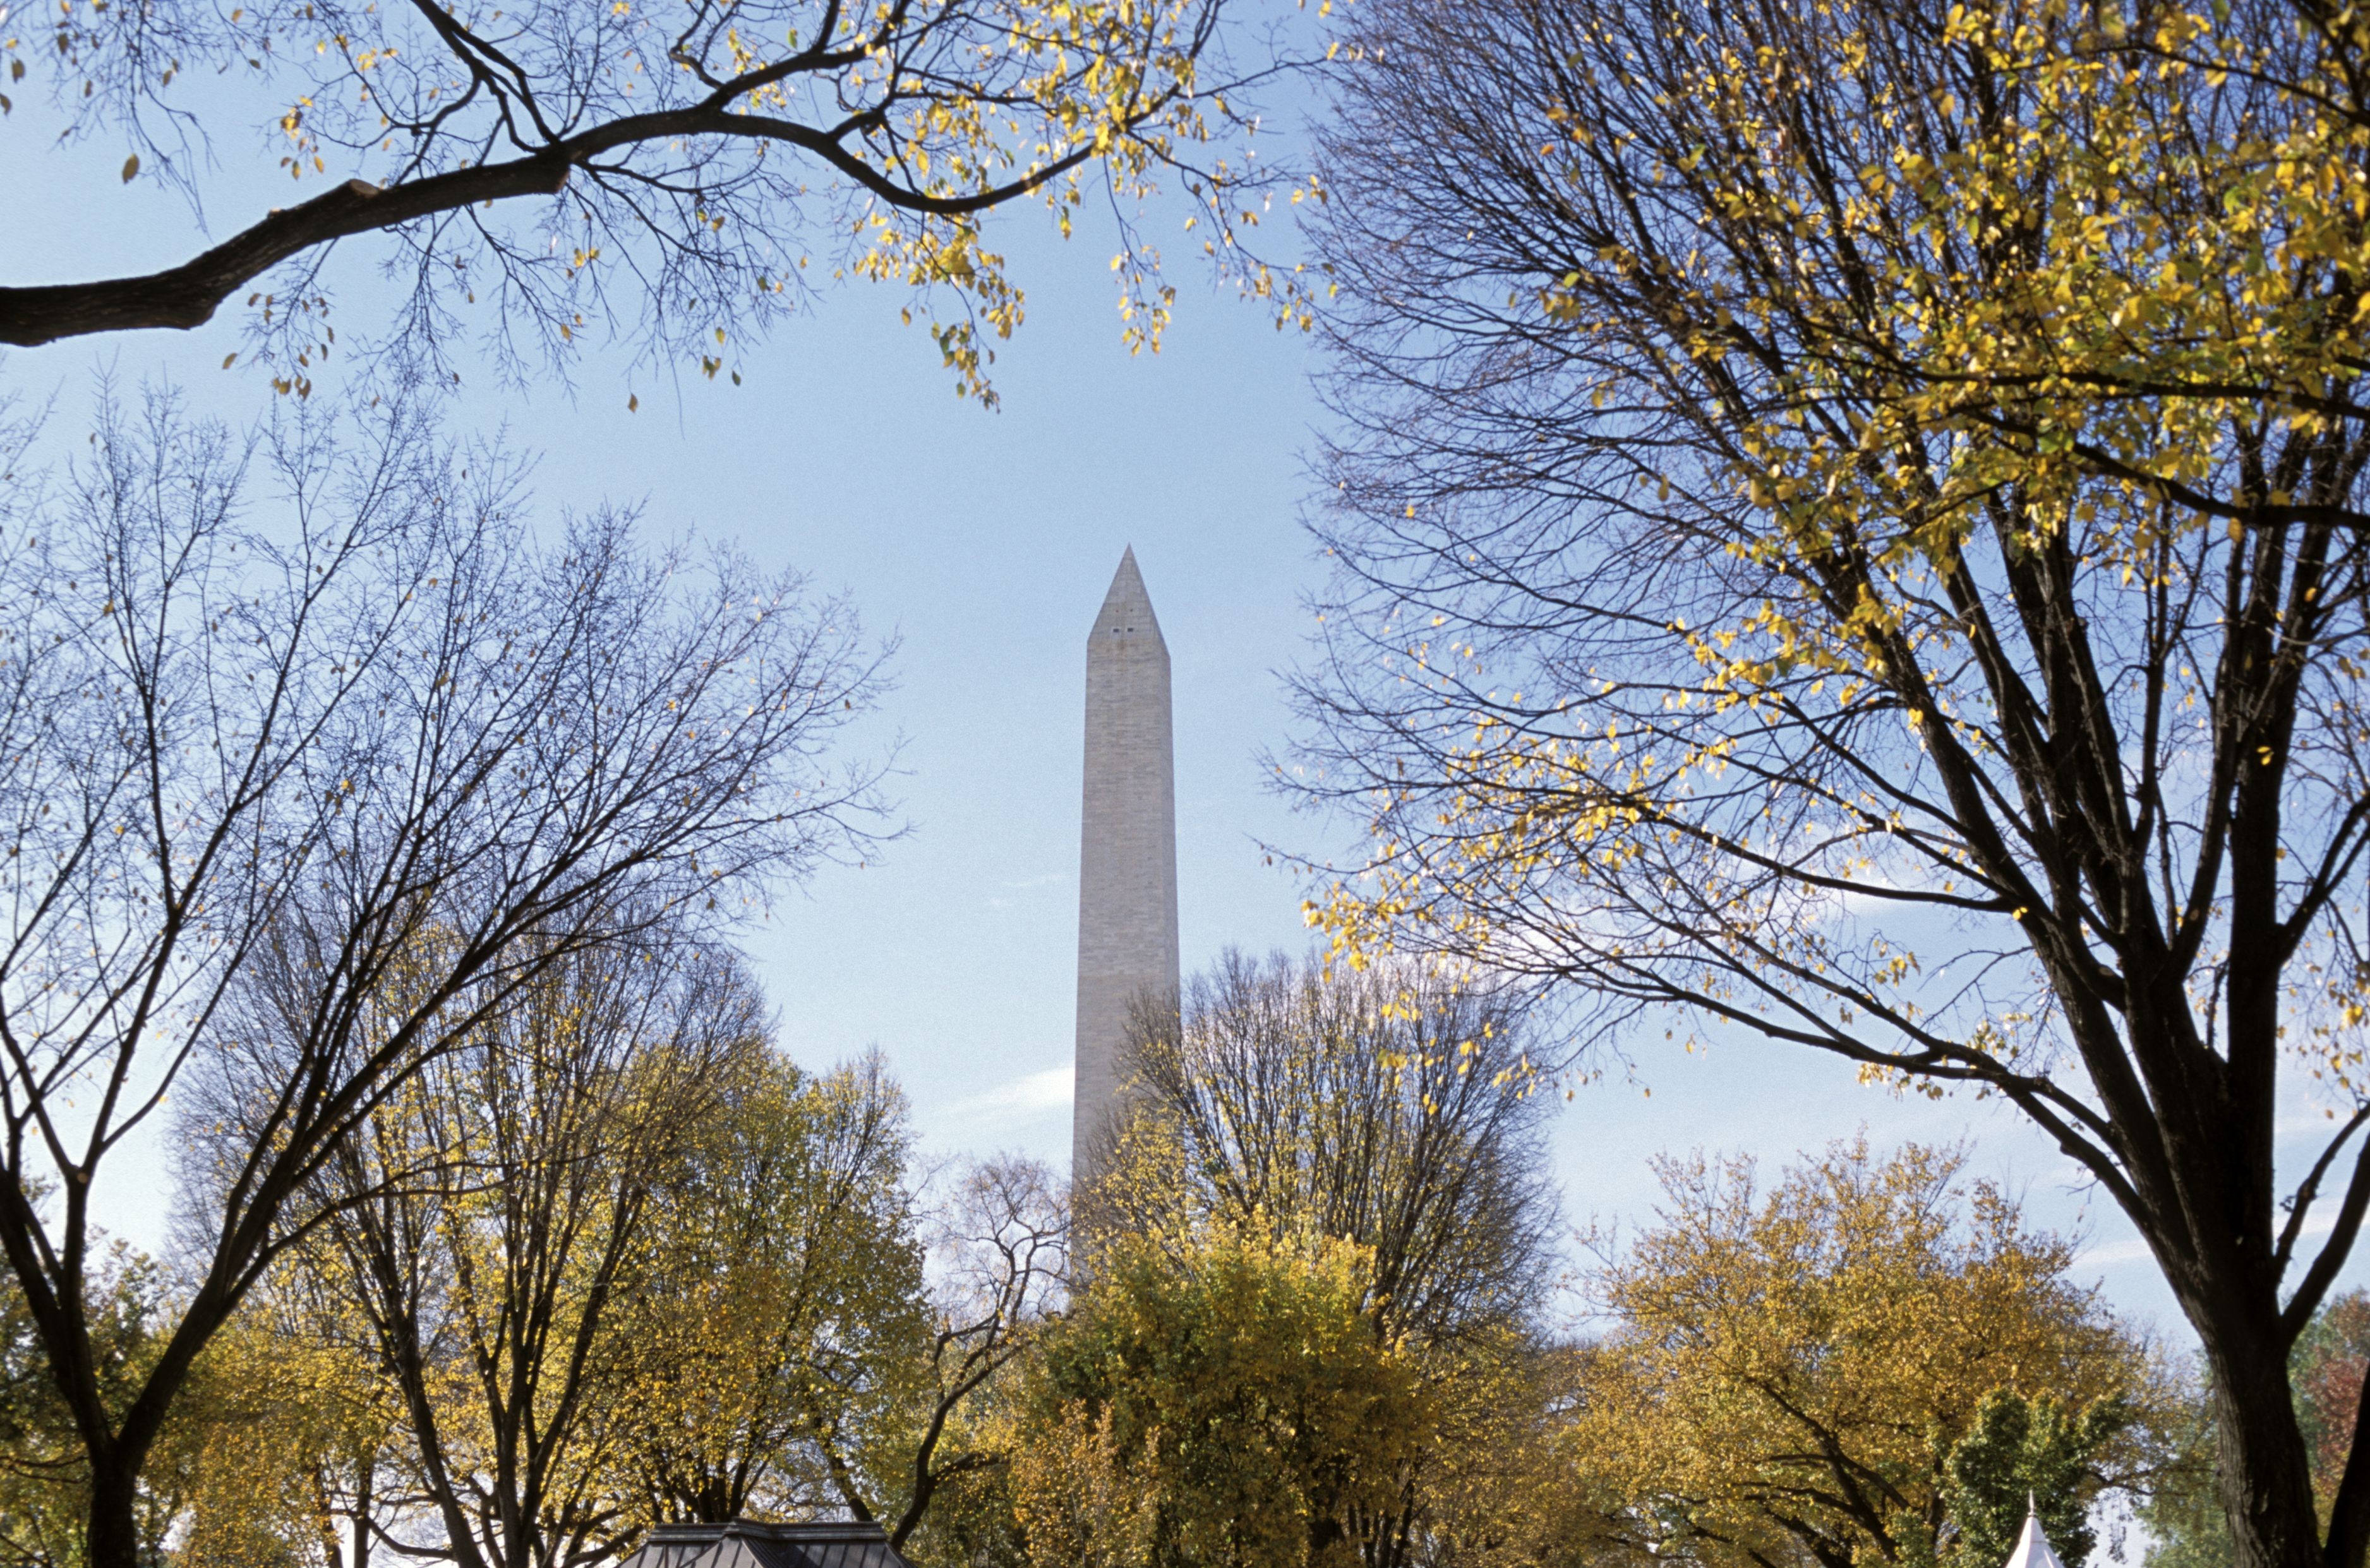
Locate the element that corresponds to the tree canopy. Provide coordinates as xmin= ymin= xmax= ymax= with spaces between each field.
xmin=1074 ymin=951 xmax=1566 ymax=1568
xmin=0 ymin=387 xmax=889 ymax=1568
xmin=611 ymin=1045 xmax=926 ymax=1540
xmin=1014 ymin=1220 xmax=1427 ymax=1568
xmin=1563 ymin=1142 xmax=2169 ymax=1568
xmin=1289 ymin=1 xmax=2370 ymax=1564
xmin=259 ymin=940 xmax=770 ymax=1568
xmin=15 ymin=1022 xmax=1052 ymax=1568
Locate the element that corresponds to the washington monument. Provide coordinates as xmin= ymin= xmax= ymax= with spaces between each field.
xmin=1073 ymin=547 xmax=1181 ymax=1179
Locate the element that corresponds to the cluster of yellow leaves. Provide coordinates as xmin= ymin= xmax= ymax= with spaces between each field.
xmin=172 ymin=942 xmax=937 ymax=1564
xmin=1560 ymin=1141 xmax=2172 ymax=1568
xmin=1592 ymin=0 xmax=2370 ymax=714
xmin=1006 ymin=1403 xmax=1161 ymax=1568
xmin=605 ymin=1050 xmax=929 ymax=1537
xmin=13 ymin=0 xmax=1280 ymax=400
xmin=0 ymin=1242 xmax=400 ymax=1568
xmin=844 ymin=0 xmax=1246 ymax=397
xmin=169 ymin=1312 xmax=399 ymax=1568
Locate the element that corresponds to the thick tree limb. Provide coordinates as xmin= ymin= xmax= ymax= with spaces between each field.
xmin=0 ymin=96 xmax=1108 ymax=348
xmin=0 ymin=164 xmax=554 ymax=345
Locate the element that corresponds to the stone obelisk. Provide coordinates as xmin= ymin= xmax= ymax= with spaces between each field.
xmin=1073 ymin=548 xmax=1181 ymax=1181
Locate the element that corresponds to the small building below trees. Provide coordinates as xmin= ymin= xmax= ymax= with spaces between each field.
xmin=619 ymin=1520 xmax=913 ymax=1568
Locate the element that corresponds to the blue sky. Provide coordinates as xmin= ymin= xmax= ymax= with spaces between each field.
xmin=5 ymin=62 xmax=2352 ymax=1360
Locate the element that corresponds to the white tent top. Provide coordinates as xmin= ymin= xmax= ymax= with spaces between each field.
xmin=2002 ymin=1500 xmax=2067 ymax=1568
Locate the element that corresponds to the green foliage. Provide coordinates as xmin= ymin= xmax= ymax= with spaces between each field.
xmin=1 ymin=391 xmax=891 ymax=1568
xmin=1290 ymin=1 xmax=2370 ymax=1560
xmin=1944 ymin=1390 xmax=2127 ymax=1568
xmin=2137 ymin=1403 xmax=2232 ymax=1568
xmin=0 ymin=1246 xmax=178 ymax=1568
xmin=1014 ymin=1221 xmax=1428 ymax=1568
xmin=207 ymin=1002 xmax=1022 ymax=1567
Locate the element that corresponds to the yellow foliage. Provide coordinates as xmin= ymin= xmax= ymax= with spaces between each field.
xmin=1561 ymin=1141 xmax=2171 ymax=1568
xmin=1007 ymin=1403 xmax=1160 ymax=1568
xmin=4 ymin=0 xmax=1294 ymax=398
xmin=167 ymin=1311 xmax=397 ymax=1568
xmin=606 ymin=1048 xmax=929 ymax=1532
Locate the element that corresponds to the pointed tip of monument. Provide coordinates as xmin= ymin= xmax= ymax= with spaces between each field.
xmin=1092 ymin=546 xmax=1164 ymax=645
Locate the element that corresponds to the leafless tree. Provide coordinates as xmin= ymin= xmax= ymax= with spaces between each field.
xmin=0 ymin=384 xmax=887 ymax=1568
xmin=878 ymin=1154 xmax=1068 ymax=1555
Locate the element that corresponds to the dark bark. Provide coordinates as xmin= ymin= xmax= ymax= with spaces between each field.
xmin=81 ymin=1453 xmax=141 ymax=1568
xmin=886 ymin=1158 xmax=1068 ymax=1554
xmin=0 ymin=112 xmax=1080 ymax=349
xmin=279 ymin=944 xmax=755 ymax=1568
xmin=1285 ymin=3 xmax=2370 ymax=1568
xmin=2209 ymin=1321 xmax=2326 ymax=1568
xmin=0 ymin=167 xmax=553 ymax=347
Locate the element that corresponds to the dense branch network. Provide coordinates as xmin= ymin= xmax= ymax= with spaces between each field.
xmin=1287 ymin=4 xmax=2370 ymax=1565
xmin=0 ymin=388 xmax=892 ymax=1567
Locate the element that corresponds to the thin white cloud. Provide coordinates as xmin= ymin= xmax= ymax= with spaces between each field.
xmin=948 ymin=1064 xmax=1074 ymax=1122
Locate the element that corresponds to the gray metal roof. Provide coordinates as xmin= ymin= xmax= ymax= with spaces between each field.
xmin=619 ymin=1519 xmax=913 ymax=1568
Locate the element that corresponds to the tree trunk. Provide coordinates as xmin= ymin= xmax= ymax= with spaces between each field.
xmin=84 ymin=1451 xmax=146 ymax=1568
xmin=351 ymin=1461 xmax=375 ymax=1568
xmin=2184 ymin=1266 xmax=2323 ymax=1568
